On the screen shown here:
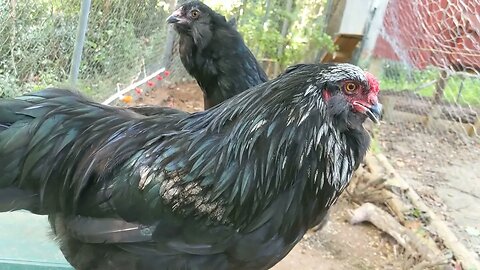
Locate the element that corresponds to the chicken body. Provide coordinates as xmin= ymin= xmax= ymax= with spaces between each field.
xmin=0 ymin=63 xmax=380 ymax=270
xmin=167 ymin=1 xmax=268 ymax=109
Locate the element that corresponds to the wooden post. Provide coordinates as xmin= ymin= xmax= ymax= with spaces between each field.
xmin=379 ymin=95 xmax=395 ymax=122
xmin=456 ymin=77 xmax=465 ymax=103
xmin=425 ymin=70 xmax=449 ymax=129
xmin=433 ymin=69 xmax=448 ymax=104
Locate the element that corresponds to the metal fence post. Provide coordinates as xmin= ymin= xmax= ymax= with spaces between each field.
xmin=69 ymin=0 xmax=92 ymax=86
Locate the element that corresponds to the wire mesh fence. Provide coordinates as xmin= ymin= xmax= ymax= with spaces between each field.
xmin=369 ymin=0 xmax=480 ymax=258
xmin=371 ymin=0 xmax=480 ymax=140
xmin=0 ymin=0 xmax=193 ymax=104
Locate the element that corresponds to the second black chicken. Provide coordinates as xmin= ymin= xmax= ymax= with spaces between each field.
xmin=130 ymin=1 xmax=265 ymax=116
xmin=167 ymin=1 xmax=268 ymax=109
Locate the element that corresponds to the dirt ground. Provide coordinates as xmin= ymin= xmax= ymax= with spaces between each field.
xmin=376 ymin=120 xmax=480 ymax=261
xmin=130 ymin=83 xmax=408 ymax=269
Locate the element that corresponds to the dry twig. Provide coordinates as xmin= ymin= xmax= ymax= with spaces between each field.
xmin=350 ymin=203 xmax=447 ymax=267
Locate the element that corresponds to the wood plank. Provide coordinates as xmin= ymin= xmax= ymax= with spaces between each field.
xmin=321 ymin=34 xmax=363 ymax=63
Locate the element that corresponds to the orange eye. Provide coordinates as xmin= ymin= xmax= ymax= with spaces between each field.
xmin=345 ymin=83 xmax=357 ymax=94
xmin=191 ymin=10 xmax=199 ymax=18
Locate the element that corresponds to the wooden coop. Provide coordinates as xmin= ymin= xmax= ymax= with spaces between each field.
xmin=321 ymin=0 xmax=375 ymax=64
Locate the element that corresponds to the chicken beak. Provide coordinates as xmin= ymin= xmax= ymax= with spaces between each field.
xmin=366 ymin=102 xmax=382 ymax=124
xmin=166 ymin=8 xmax=184 ymax=24
xmin=166 ymin=15 xmax=179 ymax=24
xmin=353 ymin=101 xmax=383 ymax=124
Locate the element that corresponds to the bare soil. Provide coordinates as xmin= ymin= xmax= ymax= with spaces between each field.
xmin=376 ymin=120 xmax=480 ymax=261
xmin=133 ymin=82 xmax=204 ymax=113
xmin=130 ymin=83 xmax=406 ymax=269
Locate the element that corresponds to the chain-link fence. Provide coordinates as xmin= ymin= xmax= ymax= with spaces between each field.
xmin=0 ymin=0 xmax=192 ymax=104
xmin=3 ymin=0 xmax=478 ymax=131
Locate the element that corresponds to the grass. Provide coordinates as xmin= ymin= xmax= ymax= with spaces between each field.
xmin=379 ymin=66 xmax=480 ymax=106
xmin=369 ymin=125 xmax=382 ymax=154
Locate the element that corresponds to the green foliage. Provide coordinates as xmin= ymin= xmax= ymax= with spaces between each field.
xmin=208 ymin=0 xmax=335 ymax=70
xmin=4 ymin=0 xmax=477 ymax=108
xmin=280 ymin=0 xmax=335 ymax=67
xmin=82 ymin=20 xmax=143 ymax=80
xmin=0 ymin=0 xmax=170 ymax=99
xmin=234 ymin=2 xmax=283 ymax=59
xmin=0 ymin=0 xmax=77 ymax=97
xmin=0 ymin=74 xmax=19 ymax=98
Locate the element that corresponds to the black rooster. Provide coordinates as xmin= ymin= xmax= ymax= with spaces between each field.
xmin=0 ymin=63 xmax=381 ymax=270
xmin=167 ymin=1 xmax=268 ymax=109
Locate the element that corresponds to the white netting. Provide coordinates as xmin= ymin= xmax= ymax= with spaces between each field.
xmin=370 ymin=0 xmax=480 ymax=259
xmin=371 ymin=0 xmax=480 ymax=139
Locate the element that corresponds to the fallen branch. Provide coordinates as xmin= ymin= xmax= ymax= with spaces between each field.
xmin=350 ymin=154 xmax=405 ymax=210
xmin=350 ymin=203 xmax=446 ymax=266
xmin=350 ymin=152 xmax=452 ymax=267
xmin=376 ymin=153 xmax=480 ymax=270
xmin=382 ymin=189 xmax=407 ymax=223
xmin=363 ymin=153 xmax=384 ymax=176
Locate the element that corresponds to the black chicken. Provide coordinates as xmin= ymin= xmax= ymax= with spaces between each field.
xmin=0 ymin=63 xmax=381 ymax=270
xmin=167 ymin=1 xmax=268 ymax=109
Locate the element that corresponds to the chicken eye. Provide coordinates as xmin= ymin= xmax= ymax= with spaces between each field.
xmin=344 ymin=83 xmax=357 ymax=94
xmin=191 ymin=10 xmax=200 ymax=18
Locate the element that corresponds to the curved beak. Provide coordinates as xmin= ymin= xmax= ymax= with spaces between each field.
xmin=166 ymin=8 xmax=185 ymax=24
xmin=353 ymin=101 xmax=383 ymax=124
xmin=166 ymin=14 xmax=179 ymax=24
xmin=366 ymin=102 xmax=382 ymax=124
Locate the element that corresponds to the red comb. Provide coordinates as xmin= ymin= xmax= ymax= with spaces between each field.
xmin=365 ymin=72 xmax=379 ymax=94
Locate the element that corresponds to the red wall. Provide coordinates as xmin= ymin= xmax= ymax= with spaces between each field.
xmin=372 ymin=0 xmax=480 ymax=71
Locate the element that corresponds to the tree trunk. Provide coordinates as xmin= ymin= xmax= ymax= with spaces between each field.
xmin=254 ymin=0 xmax=272 ymax=56
xmin=262 ymin=0 xmax=273 ymax=25
xmin=273 ymin=0 xmax=294 ymax=76
xmin=235 ymin=0 xmax=247 ymax=26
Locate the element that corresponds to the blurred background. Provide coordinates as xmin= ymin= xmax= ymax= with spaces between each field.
xmin=0 ymin=0 xmax=479 ymax=269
